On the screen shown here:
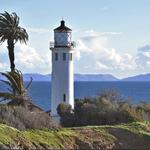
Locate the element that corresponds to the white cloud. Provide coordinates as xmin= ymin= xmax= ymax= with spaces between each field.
xmin=138 ymin=45 xmax=150 ymax=52
xmin=136 ymin=45 xmax=150 ymax=69
xmin=75 ymin=30 xmax=136 ymax=74
xmin=0 ymin=43 xmax=51 ymax=73
xmin=96 ymin=61 xmax=111 ymax=70
xmin=142 ymin=51 xmax=150 ymax=58
xmin=15 ymin=44 xmax=51 ymax=73
xmin=0 ymin=42 xmax=7 ymax=54
xmin=0 ymin=62 xmax=8 ymax=70
xmin=146 ymin=61 xmax=150 ymax=66
xmin=0 ymin=29 xmax=150 ymax=77
xmin=26 ymin=27 xmax=49 ymax=34
xmin=74 ymin=49 xmax=81 ymax=60
xmin=84 ymin=30 xmax=122 ymax=36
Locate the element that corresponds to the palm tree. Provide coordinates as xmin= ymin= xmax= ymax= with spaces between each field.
xmin=0 ymin=70 xmax=32 ymax=105
xmin=0 ymin=11 xmax=28 ymax=71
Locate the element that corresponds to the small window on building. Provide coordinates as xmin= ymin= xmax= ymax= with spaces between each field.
xmin=63 ymin=94 xmax=66 ymax=102
xmin=70 ymin=53 xmax=73 ymax=61
xmin=55 ymin=53 xmax=58 ymax=61
xmin=63 ymin=53 xmax=66 ymax=61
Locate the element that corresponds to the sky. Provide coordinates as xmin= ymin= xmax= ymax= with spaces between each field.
xmin=0 ymin=0 xmax=150 ymax=78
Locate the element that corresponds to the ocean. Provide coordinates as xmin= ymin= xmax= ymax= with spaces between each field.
xmin=0 ymin=81 xmax=150 ymax=111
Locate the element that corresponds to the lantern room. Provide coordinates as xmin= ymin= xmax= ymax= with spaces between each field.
xmin=54 ymin=20 xmax=72 ymax=47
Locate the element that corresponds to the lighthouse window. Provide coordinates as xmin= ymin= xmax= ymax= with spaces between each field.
xmin=63 ymin=94 xmax=66 ymax=102
xmin=55 ymin=53 xmax=58 ymax=61
xmin=70 ymin=53 xmax=73 ymax=61
xmin=63 ymin=53 xmax=66 ymax=61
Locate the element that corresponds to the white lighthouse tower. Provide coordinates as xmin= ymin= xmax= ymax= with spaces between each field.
xmin=50 ymin=20 xmax=74 ymax=117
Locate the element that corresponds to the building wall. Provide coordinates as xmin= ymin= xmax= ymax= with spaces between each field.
xmin=51 ymin=47 xmax=74 ymax=116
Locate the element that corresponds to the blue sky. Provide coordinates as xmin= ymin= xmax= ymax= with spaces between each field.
xmin=0 ymin=0 xmax=150 ymax=78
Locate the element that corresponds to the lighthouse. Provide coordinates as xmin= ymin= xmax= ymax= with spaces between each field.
xmin=50 ymin=20 xmax=74 ymax=117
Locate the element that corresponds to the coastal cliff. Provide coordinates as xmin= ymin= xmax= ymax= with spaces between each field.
xmin=0 ymin=122 xmax=150 ymax=149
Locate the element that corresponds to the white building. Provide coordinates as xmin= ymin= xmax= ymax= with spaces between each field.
xmin=50 ymin=20 xmax=74 ymax=117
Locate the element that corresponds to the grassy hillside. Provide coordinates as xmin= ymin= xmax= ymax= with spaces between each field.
xmin=0 ymin=122 xmax=150 ymax=149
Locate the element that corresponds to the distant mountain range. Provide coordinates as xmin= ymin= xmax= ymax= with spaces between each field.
xmin=21 ymin=73 xmax=118 ymax=81
xmin=1 ymin=73 xmax=150 ymax=81
xmin=122 ymin=73 xmax=150 ymax=81
xmin=23 ymin=74 xmax=51 ymax=81
xmin=74 ymin=74 xmax=118 ymax=81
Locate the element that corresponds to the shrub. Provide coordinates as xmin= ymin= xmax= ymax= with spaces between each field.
xmin=58 ymin=90 xmax=150 ymax=127
xmin=57 ymin=103 xmax=72 ymax=117
xmin=0 ymin=105 xmax=58 ymax=130
xmin=57 ymin=103 xmax=74 ymax=126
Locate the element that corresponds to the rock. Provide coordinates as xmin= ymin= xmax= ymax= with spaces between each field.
xmin=75 ymin=138 xmax=94 ymax=149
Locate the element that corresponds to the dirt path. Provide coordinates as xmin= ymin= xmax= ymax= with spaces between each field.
xmin=108 ymin=128 xmax=150 ymax=149
xmin=73 ymin=128 xmax=115 ymax=149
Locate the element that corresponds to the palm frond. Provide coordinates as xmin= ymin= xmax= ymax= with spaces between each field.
xmin=0 ymin=70 xmax=32 ymax=104
xmin=0 ymin=98 xmax=7 ymax=103
xmin=25 ymin=77 xmax=33 ymax=90
xmin=0 ymin=92 xmax=27 ymax=103
xmin=12 ymin=12 xmax=19 ymax=27
xmin=0 ymin=92 xmax=15 ymax=100
xmin=1 ymin=72 xmax=20 ymax=95
xmin=0 ymin=11 xmax=28 ymax=71
xmin=7 ymin=88 xmax=13 ymax=93
xmin=0 ymin=11 xmax=28 ymax=44
xmin=0 ymin=70 xmax=32 ymax=96
xmin=0 ymin=11 xmax=12 ymax=26
xmin=0 ymin=79 xmax=11 ymax=85
xmin=14 ymin=27 xmax=28 ymax=44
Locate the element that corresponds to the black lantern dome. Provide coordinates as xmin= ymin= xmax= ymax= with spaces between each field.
xmin=54 ymin=20 xmax=72 ymax=31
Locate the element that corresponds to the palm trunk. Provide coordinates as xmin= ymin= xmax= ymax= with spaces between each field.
xmin=7 ymin=39 xmax=15 ymax=72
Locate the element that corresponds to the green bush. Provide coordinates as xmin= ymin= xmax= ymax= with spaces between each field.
xmin=57 ymin=103 xmax=74 ymax=126
xmin=58 ymin=90 xmax=150 ymax=127
xmin=57 ymin=103 xmax=72 ymax=117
